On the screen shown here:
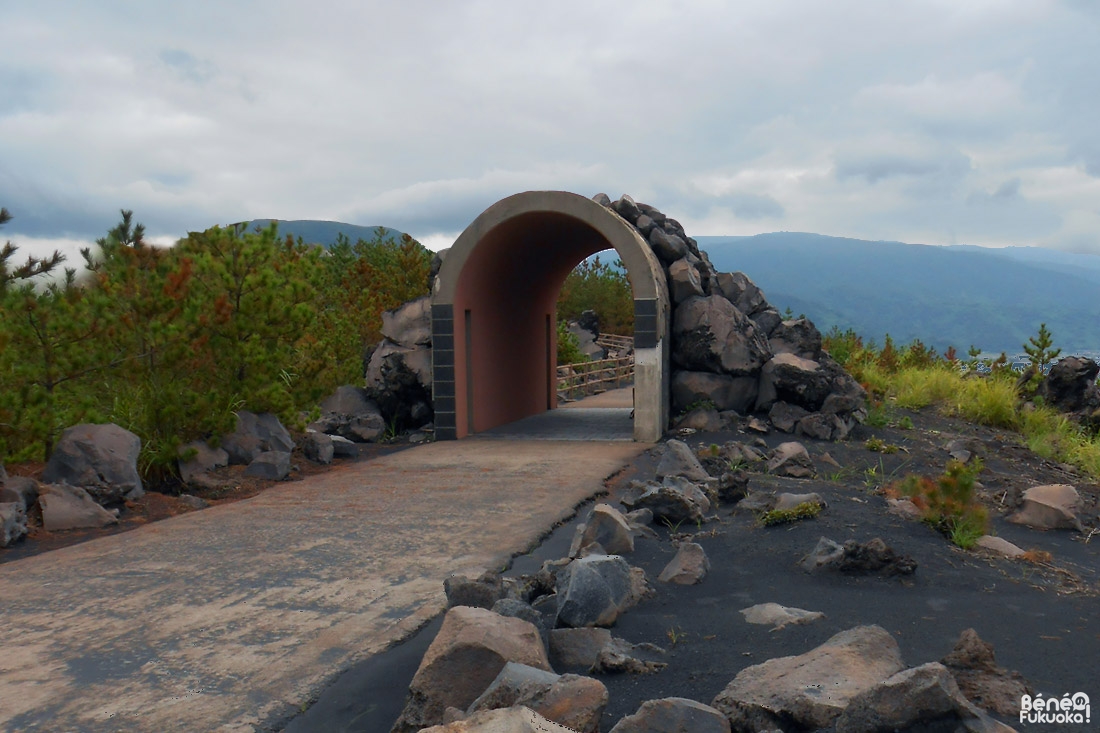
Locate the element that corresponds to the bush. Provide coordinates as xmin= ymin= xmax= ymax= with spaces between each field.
xmin=556 ymin=320 xmax=587 ymax=365
xmin=889 ymin=459 xmax=988 ymax=549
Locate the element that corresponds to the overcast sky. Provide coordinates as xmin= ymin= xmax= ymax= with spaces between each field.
xmin=3 ymin=0 xmax=1099 ymax=259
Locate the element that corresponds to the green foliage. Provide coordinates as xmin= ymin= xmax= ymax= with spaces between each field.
xmin=0 ymin=207 xmax=65 ymax=290
xmin=758 ymin=502 xmax=821 ymax=526
xmin=556 ymin=320 xmax=588 ymax=365
xmin=556 ymin=255 xmax=633 ymax=335
xmin=1023 ymin=323 xmax=1061 ymax=371
xmin=0 ymin=211 xmax=432 ymax=479
xmin=678 ymin=398 xmax=717 ymax=417
xmin=864 ymin=437 xmax=899 ymax=454
xmin=890 ymin=459 xmax=988 ymax=549
xmin=822 ymin=325 xmax=863 ymax=366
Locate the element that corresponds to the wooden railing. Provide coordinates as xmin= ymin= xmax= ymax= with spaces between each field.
xmin=556 ymin=354 xmax=634 ymax=399
xmin=596 ymin=333 xmax=634 ymax=352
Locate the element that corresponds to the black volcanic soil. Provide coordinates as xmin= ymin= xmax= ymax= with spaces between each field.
xmin=281 ymin=406 xmax=1100 ymax=732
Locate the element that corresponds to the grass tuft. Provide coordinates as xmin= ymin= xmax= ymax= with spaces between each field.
xmin=758 ymin=502 xmax=822 ymax=526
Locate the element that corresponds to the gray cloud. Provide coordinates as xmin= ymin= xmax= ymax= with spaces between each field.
xmin=0 ymin=0 xmax=1096 ymax=257
xmin=835 ymin=147 xmax=972 ymax=186
xmin=724 ymin=193 xmax=785 ymax=220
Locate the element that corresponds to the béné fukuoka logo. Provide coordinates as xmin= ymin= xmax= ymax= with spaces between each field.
xmin=1020 ymin=692 xmax=1090 ymax=725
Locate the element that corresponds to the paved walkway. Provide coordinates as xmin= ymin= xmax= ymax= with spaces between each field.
xmin=481 ymin=388 xmax=635 ymax=441
xmin=0 ymin=426 xmax=646 ymax=731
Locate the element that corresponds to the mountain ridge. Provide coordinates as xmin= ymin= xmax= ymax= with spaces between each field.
xmin=696 ymin=233 xmax=1100 ymax=353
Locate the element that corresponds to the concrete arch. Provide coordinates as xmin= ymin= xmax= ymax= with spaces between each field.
xmin=431 ymin=191 xmax=670 ymax=442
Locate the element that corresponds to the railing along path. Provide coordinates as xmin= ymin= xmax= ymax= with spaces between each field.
xmin=557 ymin=334 xmax=635 ymax=399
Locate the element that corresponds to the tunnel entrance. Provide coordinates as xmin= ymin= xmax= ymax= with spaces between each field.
xmin=431 ymin=191 xmax=670 ymax=442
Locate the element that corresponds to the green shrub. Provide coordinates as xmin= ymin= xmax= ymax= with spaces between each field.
xmin=889 ymin=459 xmax=988 ymax=548
xmin=758 ymin=501 xmax=821 ymax=526
xmin=556 ymin=320 xmax=587 ymax=365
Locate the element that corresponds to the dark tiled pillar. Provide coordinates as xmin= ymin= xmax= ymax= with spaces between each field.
xmin=431 ymin=303 xmax=457 ymax=440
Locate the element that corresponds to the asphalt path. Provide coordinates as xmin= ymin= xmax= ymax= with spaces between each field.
xmin=0 ymin=428 xmax=644 ymax=732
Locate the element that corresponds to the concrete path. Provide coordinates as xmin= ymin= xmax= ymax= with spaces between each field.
xmin=481 ymin=388 xmax=635 ymax=441
xmin=0 ymin=437 xmax=646 ymax=732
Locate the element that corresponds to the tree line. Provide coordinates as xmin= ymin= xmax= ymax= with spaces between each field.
xmin=0 ymin=208 xmax=431 ymax=478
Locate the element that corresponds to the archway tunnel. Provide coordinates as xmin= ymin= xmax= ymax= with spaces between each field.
xmin=432 ymin=192 xmax=670 ymax=442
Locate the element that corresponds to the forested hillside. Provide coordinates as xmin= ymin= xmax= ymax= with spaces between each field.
xmin=699 ymin=233 xmax=1100 ymax=353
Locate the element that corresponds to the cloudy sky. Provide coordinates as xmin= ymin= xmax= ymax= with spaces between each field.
xmin=3 ymin=0 xmax=1099 ymax=259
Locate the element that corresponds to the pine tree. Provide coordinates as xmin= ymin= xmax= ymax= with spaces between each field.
xmin=0 ymin=207 xmax=65 ymax=290
xmin=1023 ymin=323 xmax=1061 ymax=371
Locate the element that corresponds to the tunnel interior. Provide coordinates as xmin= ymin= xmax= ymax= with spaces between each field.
xmin=454 ymin=213 xmax=617 ymax=435
xmin=432 ymin=191 xmax=669 ymax=442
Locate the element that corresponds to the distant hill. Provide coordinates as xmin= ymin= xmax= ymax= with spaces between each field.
xmin=696 ymin=233 xmax=1100 ymax=353
xmin=239 ymin=220 xmax=408 ymax=247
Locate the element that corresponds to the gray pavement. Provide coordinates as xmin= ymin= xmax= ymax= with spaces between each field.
xmin=0 ymin=427 xmax=646 ymax=732
xmin=480 ymin=388 xmax=635 ymax=441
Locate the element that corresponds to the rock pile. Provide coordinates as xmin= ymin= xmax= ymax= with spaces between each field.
xmin=387 ymin=438 xmax=1021 ymax=732
xmin=365 ymin=295 xmax=435 ymax=433
xmin=597 ymin=193 xmax=867 ymax=438
xmin=0 ymin=424 xmax=142 ymax=544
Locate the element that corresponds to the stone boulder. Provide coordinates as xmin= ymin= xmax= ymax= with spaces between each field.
xmin=657 ymin=542 xmax=710 ymax=585
xmin=419 ymin=706 xmax=574 ymax=733
xmin=38 ymin=483 xmax=119 ymax=531
xmin=1007 ymin=484 xmax=1083 ymax=531
xmin=671 ymin=370 xmax=758 ymax=414
xmin=774 ymin=492 xmax=825 ymax=512
xmin=301 ymin=431 xmax=334 ymax=464
xmin=711 ymin=625 xmax=906 ymax=731
xmin=673 ymin=406 xmax=722 ymax=432
xmin=555 ymin=554 xmax=640 ymax=628
xmin=1037 ymin=356 xmax=1100 ymax=413
xmin=655 ymin=439 xmax=711 ymax=483
xmin=243 ymin=451 xmax=291 ymax=480
xmin=975 ymin=535 xmax=1026 ymax=559
xmin=314 ymin=386 xmax=387 ymax=443
xmin=757 ymin=354 xmax=866 ymax=425
xmin=391 ymin=606 xmax=551 ymax=733
xmin=223 ymin=411 xmax=294 ymax=465
xmin=740 ymin=603 xmax=824 ymax=631
xmin=756 ymin=354 xmax=833 ymax=412
xmin=467 ymin=662 xmax=608 ymax=733
xmin=941 ymin=628 xmax=1032 ymax=717
xmin=177 ymin=440 xmax=229 ymax=484
xmin=548 ymin=627 xmax=613 ymax=670
xmin=668 ymin=258 xmax=705 ymax=303
xmin=610 ymin=697 xmax=731 ymax=733
xmin=750 ymin=307 xmax=783 ymax=337
xmin=1 ymin=502 xmax=27 ymax=548
xmin=625 ymin=477 xmax=711 ymax=525
xmin=568 ymin=320 xmax=606 ymax=361
xmin=329 ymin=435 xmax=360 ymax=458
xmin=768 ymin=401 xmax=809 ymax=433
xmin=491 ymin=599 xmax=547 ymax=635
xmin=768 ymin=318 xmax=823 ymax=359
xmin=382 ymin=295 xmax=432 ymax=348
xmin=41 ymin=423 xmax=143 ymax=504
xmin=445 ymin=573 xmax=504 ymax=610
xmin=766 ymin=442 xmax=816 ymax=479
xmin=801 ymin=537 xmax=918 ymax=576
xmin=672 ymin=296 xmax=771 ymax=376
xmin=835 ymin=662 xmax=993 ymax=733
xmin=712 ymin=272 xmax=768 ymax=317
xmin=0 ymin=475 xmax=38 ymax=511
xmin=649 ymin=228 xmax=689 ymax=264
xmin=365 ymin=339 xmax=434 ymax=431
xmin=574 ymin=504 xmax=635 ymax=556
